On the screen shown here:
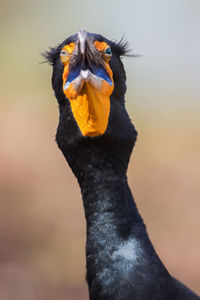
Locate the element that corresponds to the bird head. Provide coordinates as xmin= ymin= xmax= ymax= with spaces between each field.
xmin=44 ymin=30 xmax=137 ymax=167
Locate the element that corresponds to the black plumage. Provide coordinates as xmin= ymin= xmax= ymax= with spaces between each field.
xmin=45 ymin=31 xmax=200 ymax=300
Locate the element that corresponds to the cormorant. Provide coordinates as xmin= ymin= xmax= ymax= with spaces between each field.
xmin=44 ymin=29 xmax=200 ymax=300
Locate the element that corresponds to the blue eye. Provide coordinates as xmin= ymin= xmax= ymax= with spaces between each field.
xmin=61 ymin=50 xmax=67 ymax=56
xmin=105 ymin=47 xmax=112 ymax=56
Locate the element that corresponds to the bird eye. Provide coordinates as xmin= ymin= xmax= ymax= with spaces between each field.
xmin=60 ymin=50 xmax=68 ymax=56
xmin=60 ymin=49 xmax=70 ymax=64
xmin=105 ymin=47 xmax=112 ymax=56
xmin=60 ymin=43 xmax=75 ymax=64
xmin=94 ymin=41 xmax=112 ymax=59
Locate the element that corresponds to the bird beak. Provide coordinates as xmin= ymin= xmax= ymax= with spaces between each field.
xmin=78 ymin=29 xmax=87 ymax=55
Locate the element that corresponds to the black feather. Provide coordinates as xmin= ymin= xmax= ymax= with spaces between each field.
xmin=111 ymin=36 xmax=130 ymax=56
xmin=42 ymin=46 xmax=59 ymax=65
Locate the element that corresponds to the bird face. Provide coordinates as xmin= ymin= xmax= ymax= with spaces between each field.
xmin=45 ymin=30 xmax=130 ymax=140
xmin=60 ymin=29 xmax=114 ymax=137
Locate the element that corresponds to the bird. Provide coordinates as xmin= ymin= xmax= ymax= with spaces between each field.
xmin=44 ymin=29 xmax=200 ymax=300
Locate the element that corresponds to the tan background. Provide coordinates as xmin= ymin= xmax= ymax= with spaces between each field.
xmin=0 ymin=0 xmax=200 ymax=299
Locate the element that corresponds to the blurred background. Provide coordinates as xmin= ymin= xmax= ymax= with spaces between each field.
xmin=0 ymin=0 xmax=200 ymax=299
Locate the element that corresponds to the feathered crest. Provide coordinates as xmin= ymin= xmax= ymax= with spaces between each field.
xmin=111 ymin=36 xmax=140 ymax=57
xmin=111 ymin=37 xmax=129 ymax=56
xmin=42 ymin=46 xmax=59 ymax=65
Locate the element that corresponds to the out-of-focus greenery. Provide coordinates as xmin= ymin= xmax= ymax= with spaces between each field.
xmin=0 ymin=1 xmax=200 ymax=299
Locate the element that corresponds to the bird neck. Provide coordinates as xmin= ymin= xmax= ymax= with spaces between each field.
xmin=57 ymin=121 xmax=172 ymax=298
xmin=66 ymin=140 xmax=148 ymax=253
xmin=61 ymin=134 xmax=145 ymax=242
xmin=78 ymin=158 xmax=143 ymax=230
xmin=74 ymin=153 xmax=172 ymax=296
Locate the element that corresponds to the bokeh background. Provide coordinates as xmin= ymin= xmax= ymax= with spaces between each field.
xmin=0 ymin=0 xmax=200 ymax=299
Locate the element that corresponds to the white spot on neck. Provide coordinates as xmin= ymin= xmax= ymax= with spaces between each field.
xmin=112 ymin=239 xmax=142 ymax=261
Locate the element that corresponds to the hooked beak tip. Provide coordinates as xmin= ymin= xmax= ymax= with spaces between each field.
xmin=78 ymin=28 xmax=87 ymax=54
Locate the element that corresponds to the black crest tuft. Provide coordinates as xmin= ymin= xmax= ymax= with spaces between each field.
xmin=42 ymin=47 xmax=59 ymax=65
xmin=111 ymin=36 xmax=140 ymax=57
xmin=111 ymin=37 xmax=130 ymax=56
